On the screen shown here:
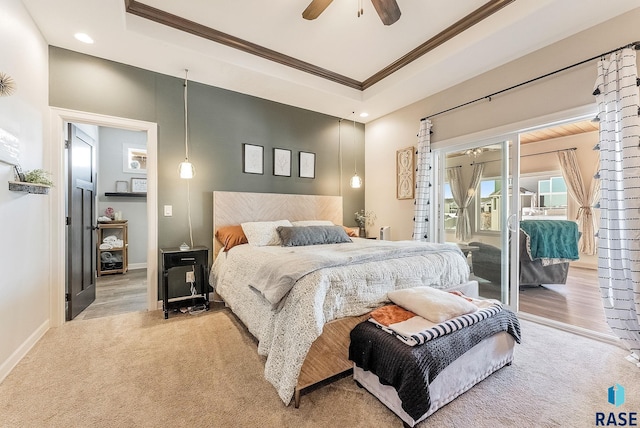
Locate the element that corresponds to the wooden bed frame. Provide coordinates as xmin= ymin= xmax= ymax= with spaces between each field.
xmin=212 ymin=191 xmax=364 ymax=407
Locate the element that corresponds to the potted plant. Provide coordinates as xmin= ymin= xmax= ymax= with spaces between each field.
xmin=23 ymin=169 xmax=54 ymax=187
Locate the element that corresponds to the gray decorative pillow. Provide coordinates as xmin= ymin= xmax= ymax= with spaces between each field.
xmin=276 ymin=225 xmax=352 ymax=247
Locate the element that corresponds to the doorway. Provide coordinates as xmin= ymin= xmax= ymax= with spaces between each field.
xmin=435 ymin=134 xmax=520 ymax=311
xmin=432 ymin=110 xmax=611 ymax=337
xmin=516 ymin=119 xmax=608 ymax=335
xmin=68 ymin=123 xmax=150 ymax=321
xmin=49 ymin=108 xmax=158 ymax=328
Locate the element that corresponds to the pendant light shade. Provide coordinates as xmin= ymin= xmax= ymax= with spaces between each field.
xmin=179 ymin=69 xmax=195 ymax=179
xmin=179 ymin=161 xmax=195 ymax=179
xmin=350 ymin=173 xmax=362 ymax=188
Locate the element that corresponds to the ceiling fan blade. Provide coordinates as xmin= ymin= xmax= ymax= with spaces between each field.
xmin=370 ymin=0 xmax=401 ymax=25
xmin=302 ymin=0 xmax=334 ymax=20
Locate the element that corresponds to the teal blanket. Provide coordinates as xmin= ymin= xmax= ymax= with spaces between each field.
xmin=520 ymin=220 xmax=580 ymax=260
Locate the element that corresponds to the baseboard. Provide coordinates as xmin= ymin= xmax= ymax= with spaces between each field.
xmin=0 ymin=319 xmax=49 ymax=384
xmin=128 ymin=263 xmax=147 ymax=270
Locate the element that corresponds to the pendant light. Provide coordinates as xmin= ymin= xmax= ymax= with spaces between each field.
xmin=350 ymin=112 xmax=362 ymax=188
xmin=178 ymin=69 xmax=195 ymax=179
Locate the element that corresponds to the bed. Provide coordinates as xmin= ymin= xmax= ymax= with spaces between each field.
xmin=209 ymin=191 xmax=476 ymax=407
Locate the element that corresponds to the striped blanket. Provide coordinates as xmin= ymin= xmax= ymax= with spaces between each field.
xmin=369 ymin=301 xmax=503 ymax=346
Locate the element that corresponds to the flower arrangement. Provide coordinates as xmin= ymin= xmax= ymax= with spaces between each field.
xmin=23 ymin=169 xmax=54 ymax=187
xmin=354 ymin=209 xmax=377 ymax=228
xmin=105 ymin=207 xmax=115 ymax=220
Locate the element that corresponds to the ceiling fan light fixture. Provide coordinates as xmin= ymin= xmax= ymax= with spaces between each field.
xmin=302 ymin=0 xmax=400 ymax=25
xmin=464 ymin=147 xmax=484 ymax=158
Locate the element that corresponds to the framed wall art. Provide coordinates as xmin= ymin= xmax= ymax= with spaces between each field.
xmin=299 ymin=151 xmax=315 ymax=179
xmin=243 ymin=143 xmax=264 ymax=175
xmin=273 ymin=148 xmax=291 ymax=177
xmin=396 ymin=146 xmax=415 ymax=200
xmin=115 ymin=180 xmax=129 ymax=193
xmin=131 ymin=177 xmax=147 ymax=193
xmin=123 ymin=143 xmax=147 ymax=174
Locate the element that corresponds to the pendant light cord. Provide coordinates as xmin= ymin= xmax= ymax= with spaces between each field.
xmin=184 ymin=69 xmax=189 ymax=162
xmin=184 ymin=69 xmax=194 ymax=249
xmin=352 ymin=112 xmax=358 ymax=175
xmin=187 ymin=180 xmax=194 ymax=249
xmin=338 ymin=119 xmax=343 ymax=196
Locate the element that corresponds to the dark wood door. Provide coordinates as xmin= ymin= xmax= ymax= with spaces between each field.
xmin=66 ymin=124 xmax=96 ymax=320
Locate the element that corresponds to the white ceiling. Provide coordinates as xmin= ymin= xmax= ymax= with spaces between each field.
xmin=21 ymin=0 xmax=640 ymax=122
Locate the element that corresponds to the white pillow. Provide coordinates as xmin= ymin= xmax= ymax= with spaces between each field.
xmin=291 ymin=220 xmax=335 ymax=227
xmin=241 ymin=220 xmax=292 ymax=246
xmin=387 ymin=286 xmax=477 ymax=324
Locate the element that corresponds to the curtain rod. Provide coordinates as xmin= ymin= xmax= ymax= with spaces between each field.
xmin=421 ymin=41 xmax=640 ymax=121
xmin=469 ymin=147 xmax=576 ymax=165
xmin=521 ymin=147 xmax=576 ymax=158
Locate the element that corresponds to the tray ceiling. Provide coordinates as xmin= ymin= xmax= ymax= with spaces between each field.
xmin=21 ymin=0 xmax=640 ymax=122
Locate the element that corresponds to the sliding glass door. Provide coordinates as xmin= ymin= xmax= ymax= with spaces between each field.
xmin=434 ymin=135 xmax=520 ymax=309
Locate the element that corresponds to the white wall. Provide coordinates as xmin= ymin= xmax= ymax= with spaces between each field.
xmin=365 ymin=8 xmax=640 ymax=242
xmin=0 ymin=0 xmax=51 ymax=381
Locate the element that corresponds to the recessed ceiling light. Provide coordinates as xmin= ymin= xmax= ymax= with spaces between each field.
xmin=359 ymin=112 xmax=369 ymax=118
xmin=74 ymin=33 xmax=94 ymax=44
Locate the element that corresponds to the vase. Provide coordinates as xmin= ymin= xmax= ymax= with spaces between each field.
xmin=359 ymin=226 xmax=366 ymax=238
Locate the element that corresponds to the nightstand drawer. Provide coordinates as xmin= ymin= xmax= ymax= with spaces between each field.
xmin=162 ymin=250 xmax=207 ymax=269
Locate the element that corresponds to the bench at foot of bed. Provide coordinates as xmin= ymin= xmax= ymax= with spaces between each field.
xmin=353 ymin=331 xmax=516 ymax=427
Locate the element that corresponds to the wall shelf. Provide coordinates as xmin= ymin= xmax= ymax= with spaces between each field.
xmin=8 ymin=181 xmax=50 ymax=194
xmin=104 ymin=192 xmax=146 ymax=198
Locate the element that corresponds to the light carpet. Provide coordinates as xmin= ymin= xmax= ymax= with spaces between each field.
xmin=0 ymin=307 xmax=638 ymax=428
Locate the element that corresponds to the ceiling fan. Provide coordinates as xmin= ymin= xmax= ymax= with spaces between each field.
xmin=303 ymin=0 xmax=401 ymax=26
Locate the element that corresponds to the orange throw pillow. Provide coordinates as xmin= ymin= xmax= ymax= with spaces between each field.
xmin=215 ymin=225 xmax=248 ymax=251
xmin=342 ymin=226 xmax=358 ymax=237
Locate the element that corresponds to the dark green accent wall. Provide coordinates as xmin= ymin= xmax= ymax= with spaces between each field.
xmin=49 ymin=46 xmax=365 ymax=270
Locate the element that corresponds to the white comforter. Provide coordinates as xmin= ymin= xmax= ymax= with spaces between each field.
xmin=209 ymin=238 xmax=469 ymax=404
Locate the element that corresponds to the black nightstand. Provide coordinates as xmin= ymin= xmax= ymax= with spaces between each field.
xmin=160 ymin=246 xmax=210 ymax=319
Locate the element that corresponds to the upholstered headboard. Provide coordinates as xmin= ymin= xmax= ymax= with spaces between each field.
xmin=212 ymin=191 xmax=343 ymax=255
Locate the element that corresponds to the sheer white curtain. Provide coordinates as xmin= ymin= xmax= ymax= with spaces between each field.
xmin=556 ymin=149 xmax=600 ymax=255
xmin=594 ymin=46 xmax=640 ymax=366
xmin=413 ymin=119 xmax=432 ymax=241
xmin=447 ymin=163 xmax=484 ymax=241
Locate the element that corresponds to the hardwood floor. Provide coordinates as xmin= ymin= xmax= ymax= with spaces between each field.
xmin=519 ymin=266 xmax=612 ymax=334
xmin=477 ymin=266 xmax=612 ymax=335
xmin=72 ymin=268 xmax=147 ymax=321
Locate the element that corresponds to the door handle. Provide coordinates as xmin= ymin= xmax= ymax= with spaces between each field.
xmin=507 ymin=214 xmax=518 ymax=233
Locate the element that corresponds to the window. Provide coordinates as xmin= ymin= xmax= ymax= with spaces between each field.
xmin=443 ymin=183 xmax=458 ymax=230
xmin=521 ymin=174 xmax=568 ymax=220
xmin=538 ymin=176 xmax=567 ymax=208
xmin=478 ymin=179 xmax=501 ymax=231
